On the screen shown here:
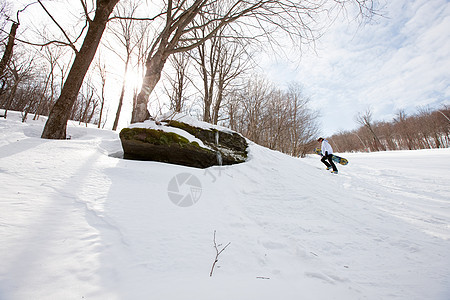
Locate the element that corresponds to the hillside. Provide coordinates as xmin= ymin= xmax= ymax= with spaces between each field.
xmin=1 ymin=113 xmax=449 ymax=299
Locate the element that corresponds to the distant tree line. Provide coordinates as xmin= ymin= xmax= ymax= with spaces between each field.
xmin=327 ymin=106 xmax=450 ymax=153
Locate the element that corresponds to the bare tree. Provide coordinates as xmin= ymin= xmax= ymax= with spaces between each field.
xmin=95 ymin=55 xmax=107 ymax=128
xmin=191 ymin=23 xmax=251 ymax=124
xmin=131 ymin=20 xmax=153 ymax=116
xmin=263 ymin=89 xmax=287 ymax=149
xmin=3 ymin=54 xmax=35 ymax=117
xmin=356 ymin=108 xmax=386 ymax=151
xmin=20 ymin=83 xmax=42 ymax=122
xmin=393 ymin=109 xmax=414 ymax=150
xmin=0 ymin=1 xmax=29 ymax=79
xmin=194 ymin=25 xmax=218 ymax=123
xmin=75 ymin=78 xmax=99 ymax=126
xmin=0 ymin=20 xmax=17 ymax=78
xmin=107 ymin=0 xmax=141 ymax=131
xmin=240 ymin=76 xmax=272 ymax=144
xmin=41 ymin=0 xmax=120 ymax=139
xmin=0 ymin=1 xmax=11 ymax=35
xmin=223 ymin=77 xmax=319 ymax=156
xmin=163 ymin=51 xmax=191 ymax=112
xmin=33 ymin=45 xmax=67 ymax=120
xmin=211 ymin=39 xmax=250 ymax=125
xmin=286 ymin=83 xmax=320 ymax=157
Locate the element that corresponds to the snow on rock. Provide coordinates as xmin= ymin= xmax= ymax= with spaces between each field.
xmin=0 ymin=111 xmax=449 ymax=299
xmin=121 ymin=111 xmax=247 ymax=168
xmin=157 ymin=111 xmax=235 ymax=133
xmin=127 ymin=111 xmax=237 ymax=147
xmin=127 ymin=119 xmax=209 ymax=149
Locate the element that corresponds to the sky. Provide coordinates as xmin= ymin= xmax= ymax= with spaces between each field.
xmin=262 ymin=0 xmax=450 ymax=136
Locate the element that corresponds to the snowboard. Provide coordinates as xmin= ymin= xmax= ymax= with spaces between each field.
xmin=314 ymin=147 xmax=348 ymax=166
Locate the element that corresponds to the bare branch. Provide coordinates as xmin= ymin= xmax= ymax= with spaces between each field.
xmin=37 ymin=0 xmax=78 ymax=53
xmin=209 ymin=230 xmax=231 ymax=277
xmin=1 ymin=30 xmax=74 ymax=49
xmin=15 ymin=1 xmax=39 ymax=24
xmin=79 ymin=0 xmax=91 ymax=22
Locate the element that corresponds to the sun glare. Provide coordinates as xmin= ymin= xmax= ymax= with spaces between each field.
xmin=125 ymin=69 xmax=143 ymax=91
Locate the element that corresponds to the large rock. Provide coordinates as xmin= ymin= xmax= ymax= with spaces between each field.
xmin=119 ymin=120 xmax=248 ymax=168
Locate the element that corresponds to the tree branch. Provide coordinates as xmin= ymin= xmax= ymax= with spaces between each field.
xmin=79 ymin=0 xmax=92 ymax=22
xmin=37 ymin=0 xmax=78 ymax=53
xmin=209 ymin=230 xmax=231 ymax=277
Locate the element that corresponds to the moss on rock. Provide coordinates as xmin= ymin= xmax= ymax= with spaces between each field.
xmin=163 ymin=120 xmax=248 ymax=154
xmin=120 ymin=127 xmax=200 ymax=148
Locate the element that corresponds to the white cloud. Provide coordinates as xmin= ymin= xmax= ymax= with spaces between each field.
xmin=264 ymin=0 xmax=450 ymax=136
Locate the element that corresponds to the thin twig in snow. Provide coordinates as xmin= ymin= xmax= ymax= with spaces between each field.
xmin=209 ymin=230 xmax=231 ymax=277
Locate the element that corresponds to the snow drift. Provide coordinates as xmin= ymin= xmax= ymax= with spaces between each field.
xmin=0 ymin=112 xmax=449 ymax=299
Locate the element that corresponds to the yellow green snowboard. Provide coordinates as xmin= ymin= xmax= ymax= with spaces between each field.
xmin=314 ymin=148 xmax=348 ymax=166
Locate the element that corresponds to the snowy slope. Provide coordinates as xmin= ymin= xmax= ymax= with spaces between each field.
xmin=0 ymin=112 xmax=449 ymax=300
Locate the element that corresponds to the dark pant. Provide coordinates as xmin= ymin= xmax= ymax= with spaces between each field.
xmin=321 ymin=154 xmax=337 ymax=171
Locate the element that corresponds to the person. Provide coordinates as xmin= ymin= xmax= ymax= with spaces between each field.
xmin=317 ymin=137 xmax=338 ymax=174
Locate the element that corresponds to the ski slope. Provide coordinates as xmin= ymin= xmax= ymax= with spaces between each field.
xmin=1 ymin=112 xmax=449 ymax=299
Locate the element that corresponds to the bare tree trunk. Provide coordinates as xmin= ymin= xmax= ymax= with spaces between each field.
xmin=0 ymin=22 xmax=18 ymax=78
xmin=166 ymin=52 xmax=189 ymax=112
xmin=41 ymin=0 xmax=119 ymax=139
xmin=33 ymin=73 xmax=51 ymax=120
xmin=112 ymin=58 xmax=129 ymax=130
xmin=4 ymin=80 xmax=19 ymax=117
xmin=81 ymin=92 xmax=94 ymax=125
xmin=112 ymin=80 xmax=125 ymax=130
xmin=357 ymin=109 xmax=386 ymax=151
xmin=212 ymin=81 xmax=223 ymax=124
xmin=97 ymin=65 xmax=106 ymax=129
xmin=131 ymin=50 xmax=167 ymax=123
xmin=98 ymin=96 xmax=105 ymax=128
xmin=199 ymin=41 xmax=216 ymax=123
xmin=108 ymin=1 xmax=141 ymax=130
xmin=35 ymin=46 xmax=63 ymax=120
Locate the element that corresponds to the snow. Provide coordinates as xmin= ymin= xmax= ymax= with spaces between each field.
xmin=127 ymin=111 xmax=239 ymax=150
xmin=1 ymin=112 xmax=449 ymax=300
xmin=156 ymin=111 xmax=235 ymax=133
xmin=128 ymin=118 xmax=210 ymax=150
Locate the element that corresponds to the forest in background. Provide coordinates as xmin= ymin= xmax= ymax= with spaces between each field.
xmin=327 ymin=106 xmax=450 ymax=153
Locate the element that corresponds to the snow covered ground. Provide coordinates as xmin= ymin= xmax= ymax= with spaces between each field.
xmin=1 ymin=112 xmax=449 ymax=300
